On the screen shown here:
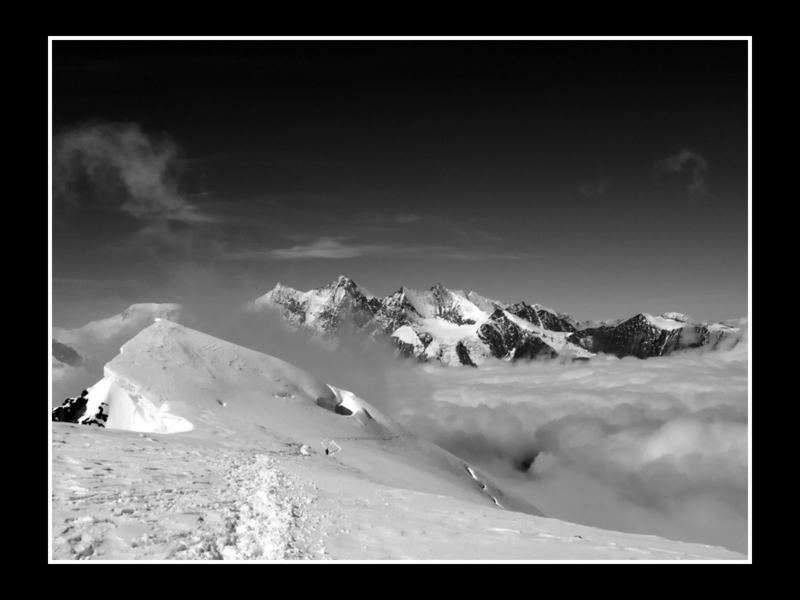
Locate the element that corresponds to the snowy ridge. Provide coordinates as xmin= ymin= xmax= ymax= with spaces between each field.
xmin=52 ymin=303 xmax=189 ymax=406
xmin=51 ymin=319 xmax=744 ymax=560
xmin=53 ymin=321 xmax=548 ymax=521
xmin=54 ymin=303 xmax=184 ymax=348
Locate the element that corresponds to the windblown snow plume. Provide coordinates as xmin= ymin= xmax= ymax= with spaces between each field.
xmin=385 ymin=323 xmax=748 ymax=553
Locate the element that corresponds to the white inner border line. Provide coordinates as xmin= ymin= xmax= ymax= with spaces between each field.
xmin=47 ymin=35 xmax=753 ymax=565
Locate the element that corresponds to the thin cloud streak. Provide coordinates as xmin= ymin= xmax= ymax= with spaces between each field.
xmin=223 ymin=236 xmax=530 ymax=261
xmin=351 ymin=213 xmax=423 ymax=225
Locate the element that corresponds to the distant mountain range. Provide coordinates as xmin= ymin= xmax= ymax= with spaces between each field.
xmin=248 ymin=275 xmax=742 ymax=366
xmin=50 ymin=278 xmax=743 ymax=381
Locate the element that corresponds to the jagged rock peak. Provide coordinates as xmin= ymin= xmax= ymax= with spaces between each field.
xmin=318 ymin=275 xmax=361 ymax=292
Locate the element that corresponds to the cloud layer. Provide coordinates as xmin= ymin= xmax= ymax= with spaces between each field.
xmin=383 ymin=333 xmax=748 ymax=553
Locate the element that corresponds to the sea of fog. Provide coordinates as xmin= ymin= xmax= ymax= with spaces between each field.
xmin=383 ymin=336 xmax=749 ymax=554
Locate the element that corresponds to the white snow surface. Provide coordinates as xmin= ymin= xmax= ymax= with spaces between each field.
xmin=52 ymin=319 xmax=744 ymax=560
xmin=391 ymin=325 xmax=424 ymax=350
xmin=644 ymin=313 xmax=687 ymax=331
xmin=326 ymin=384 xmax=396 ymax=430
xmin=87 ymin=375 xmax=194 ymax=434
xmin=52 ymin=425 xmax=743 ymax=561
xmin=418 ymin=317 xmax=481 ymax=344
xmin=52 ymin=303 xmax=189 ymax=408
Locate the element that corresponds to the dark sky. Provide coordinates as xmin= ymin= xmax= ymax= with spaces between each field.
xmin=52 ymin=40 xmax=748 ymax=327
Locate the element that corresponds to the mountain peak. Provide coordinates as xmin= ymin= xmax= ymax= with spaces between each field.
xmin=334 ymin=275 xmax=356 ymax=288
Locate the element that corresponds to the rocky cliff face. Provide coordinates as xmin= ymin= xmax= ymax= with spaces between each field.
xmin=477 ymin=310 xmax=529 ymax=358
xmin=249 ymin=276 xmax=743 ymax=367
xmin=567 ymin=313 xmax=740 ymax=359
xmin=372 ymin=289 xmax=422 ymax=333
xmin=504 ymin=303 xmax=576 ymax=333
xmin=52 ymin=389 xmax=108 ymax=427
xmin=252 ymin=276 xmax=377 ymax=336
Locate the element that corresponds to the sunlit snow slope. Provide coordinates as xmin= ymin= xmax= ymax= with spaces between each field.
xmin=52 ymin=320 xmax=744 ymax=560
xmin=52 ymin=303 xmax=187 ymax=406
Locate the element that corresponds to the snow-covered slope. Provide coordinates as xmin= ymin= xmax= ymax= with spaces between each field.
xmin=51 ymin=320 xmax=743 ymax=560
xmin=52 ymin=303 xmax=187 ymax=405
xmin=51 ymin=424 xmax=744 ymax=560
xmin=249 ymin=276 xmax=741 ymax=367
xmin=53 ymin=320 xmax=531 ymax=514
xmin=54 ymin=303 xmax=185 ymax=350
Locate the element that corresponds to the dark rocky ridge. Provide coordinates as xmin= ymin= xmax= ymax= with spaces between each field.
xmin=51 ymin=390 xmax=108 ymax=427
xmin=567 ymin=314 xmax=740 ymax=359
xmin=504 ymin=303 xmax=576 ymax=333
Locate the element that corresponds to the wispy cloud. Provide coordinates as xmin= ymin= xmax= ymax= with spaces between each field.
xmin=54 ymin=122 xmax=216 ymax=224
xmin=654 ymin=149 xmax=709 ymax=200
xmin=353 ymin=213 xmax=423 ymax=225
xmin=245 ymin=237 xmax=379 ymax=260
xmin=223 ymin=236 xmax=529 ymax=261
